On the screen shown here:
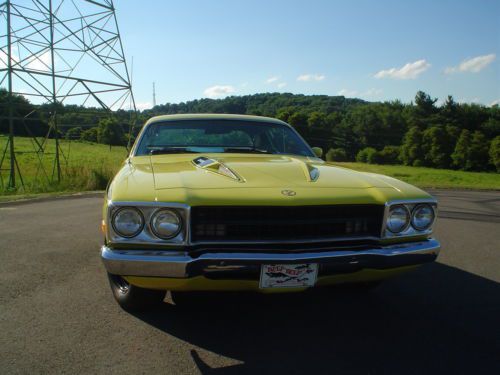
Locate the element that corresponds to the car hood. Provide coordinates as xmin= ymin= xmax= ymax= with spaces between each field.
xmin=108 ymin=154 xmax=430 ymax=205
xmin=150 ymin=154 xmax=387 ymax=189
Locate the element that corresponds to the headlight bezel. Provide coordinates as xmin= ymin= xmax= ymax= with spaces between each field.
xmin=106 ymin=202 xmax=188 ymax=245
xmin=150 ymin=208 xmax=183 ymax=240
xmin=111 ymin=206 xmax=145 ymax=238
xmin=383 ymin=199 xmax=437 ymax=238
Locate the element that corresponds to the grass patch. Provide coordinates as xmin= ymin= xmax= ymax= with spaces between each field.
xmin=0 ymin=136 xmax=127 ymax=197
xmin=333 ymin=162 xmax=500 ymax=190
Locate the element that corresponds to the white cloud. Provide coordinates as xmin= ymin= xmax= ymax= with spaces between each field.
xmin=266 ymin=76 xmax=279 ymax=84
xmin=203 ymin=85 xmax=236 ymax=98
xmin=297 ymin=73 xmax=325 ymax=82
xmin=374 ymin=59 xmax=430 ymax=80
xmin=266 ymin=76 xmax=287 ymax=89
xmin=490 ymin=99 xmax=500 ymax=106
xmin=136 ymin=102 xmax=152 ymax=111
xmin=0 ymin=50 xmax=53 ymax=72
xmin=26 ymin=51 xmax=52 ymax=71
xmin=444 ymin=53 xmax=496 ymax=74
xmin=337 ymin=89 xmax=358 ymax=97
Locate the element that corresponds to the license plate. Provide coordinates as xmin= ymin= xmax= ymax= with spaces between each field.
xmin=259 ymin=264 xmax=318 ymax=289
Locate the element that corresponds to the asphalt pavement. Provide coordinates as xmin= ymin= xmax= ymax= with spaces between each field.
xmin=0 ymin=190 xmax=499 ymax=374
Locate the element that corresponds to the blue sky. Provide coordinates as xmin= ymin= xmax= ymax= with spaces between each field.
xmin=115 ymin=0 xmax=499 ymax=108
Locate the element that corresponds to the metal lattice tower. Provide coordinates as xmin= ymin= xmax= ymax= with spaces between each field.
xmin=0 ymin=0 xmax=136 ymax=190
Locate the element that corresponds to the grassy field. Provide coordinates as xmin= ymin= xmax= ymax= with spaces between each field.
xmin=0 ymin=136 xmax=498 ymax=200
xmin=0 ymin=136 xmax=127 ymax=198
xmin=333 ymin=162 xmax=500 ymax=190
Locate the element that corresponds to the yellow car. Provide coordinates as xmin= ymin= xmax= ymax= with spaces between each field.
xmin=101 ymin=114 xmax=440 ymax=311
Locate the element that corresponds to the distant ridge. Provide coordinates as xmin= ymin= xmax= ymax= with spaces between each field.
xmin=142 ymin=93 xmax=368 ymax=117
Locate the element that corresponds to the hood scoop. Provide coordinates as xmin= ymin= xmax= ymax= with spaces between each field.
xmin=306 ymin=164 xmax=320 ymax=182
xmin=192 ymin=156 xmax=243 ymax=182
xmin=294 ymin=157 xmax=320 ymax=182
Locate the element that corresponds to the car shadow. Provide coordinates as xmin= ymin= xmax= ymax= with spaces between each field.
xmin=131 ymin=262 xmax=500 ymax=374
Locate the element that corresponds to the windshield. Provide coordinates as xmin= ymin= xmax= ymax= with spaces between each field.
xmin=135 ymin=120 xmax=314 ymax=157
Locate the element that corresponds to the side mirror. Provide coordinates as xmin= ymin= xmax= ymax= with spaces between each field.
xmin=311 ymin=147 xmax=323 ymax=158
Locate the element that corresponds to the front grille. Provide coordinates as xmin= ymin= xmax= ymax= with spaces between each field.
xmin=190 ymin=205 xmax=384 ymax=242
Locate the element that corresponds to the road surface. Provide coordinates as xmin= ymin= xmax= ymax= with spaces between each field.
xmin=0 ymin=190 xmax=499 ymax=374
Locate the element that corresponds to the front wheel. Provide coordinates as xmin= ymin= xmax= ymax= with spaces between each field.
xmin=107 ymin=273 xmax=166 ymax=312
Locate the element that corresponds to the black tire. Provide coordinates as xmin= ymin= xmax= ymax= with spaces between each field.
xmin=107 ymin=273 xmax=166 ymax=312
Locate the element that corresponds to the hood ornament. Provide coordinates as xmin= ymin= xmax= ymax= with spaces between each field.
xmin=281 ymin=189 xmax=296 ymax=197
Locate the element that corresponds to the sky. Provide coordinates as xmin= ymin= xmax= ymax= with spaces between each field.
xmin=3 ymin=0 xmax=499 ymax=109
xmin=114 ymin=0 xmax=499 ymax=109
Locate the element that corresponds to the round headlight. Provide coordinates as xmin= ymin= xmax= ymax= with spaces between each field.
xmin=412 ymin=204 xmax=435 ymax=230
xmin=150 ymin=209 xmax=182 ymax=239
xmin=112 ymin=207 xmax=144 ymax=238
xmin=386 ymin=205 xmax=410 ymax=233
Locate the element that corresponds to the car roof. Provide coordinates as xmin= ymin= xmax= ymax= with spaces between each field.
xmin=145 ymin=113 xmax=290 ymax=126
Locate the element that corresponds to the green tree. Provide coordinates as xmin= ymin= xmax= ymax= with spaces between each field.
xmin=80 ymin=127 xmax=99 ymax=143
xmin=451 ymin=129 xmax=471 ymax=169
xmin=399 ymin=126 xmax=424 ymax=166
xmin=332 ymin=118 xmax=358 ymax=158
xmin=325 ymin=148 xmax=348 ymax=162
xmin=489 ymin=136 xmax=500 ymax=172
xmin=276 ymin=109 xmax=291 ymax=123
xmin=356 ymin=147 xmax=377 ymax=163
xmin=481 ymin=117 xmax=500 ymax=138
xmin=439 ymin=95 xmax=459 ymax=127
xmin=457 ymin=103 xmax=490 ymax=133
xmin=97 ymin=117 xmax=125 ymax=147
xmin=65 ymin=127 xmax=82 ymax=140
xmin=378 ymin=145 xmax=400 ymax=164
xmin=422 ymin=126 xmax=450 ymax=168
xmin=307 ymin=111 xmax=327 ymax=130
xmin=414 ymin=91 xmax=438 ymax=119
xmin=467 ymin=131 xmax=490 ymax=171
xmin=408 ymin=91 xmax=439 ymax=129
xmin=307 ymin=111 xmax=330 ymax=150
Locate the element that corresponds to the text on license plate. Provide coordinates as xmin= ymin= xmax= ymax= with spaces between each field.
xmin=259 ymin=264 xmax=318 ymax=289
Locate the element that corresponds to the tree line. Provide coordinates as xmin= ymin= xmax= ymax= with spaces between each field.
xmin=1 ymin=89 xmax=499 ymax=172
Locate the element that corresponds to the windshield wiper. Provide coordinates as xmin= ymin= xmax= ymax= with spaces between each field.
xmin=223 ymin=146 xmax=272 ymax=154
xmin=149 ymin=147 xmax=198 ymax=155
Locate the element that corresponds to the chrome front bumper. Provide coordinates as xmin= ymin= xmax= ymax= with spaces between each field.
xmin=101 ymin=239 xmax=440 ymax=279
